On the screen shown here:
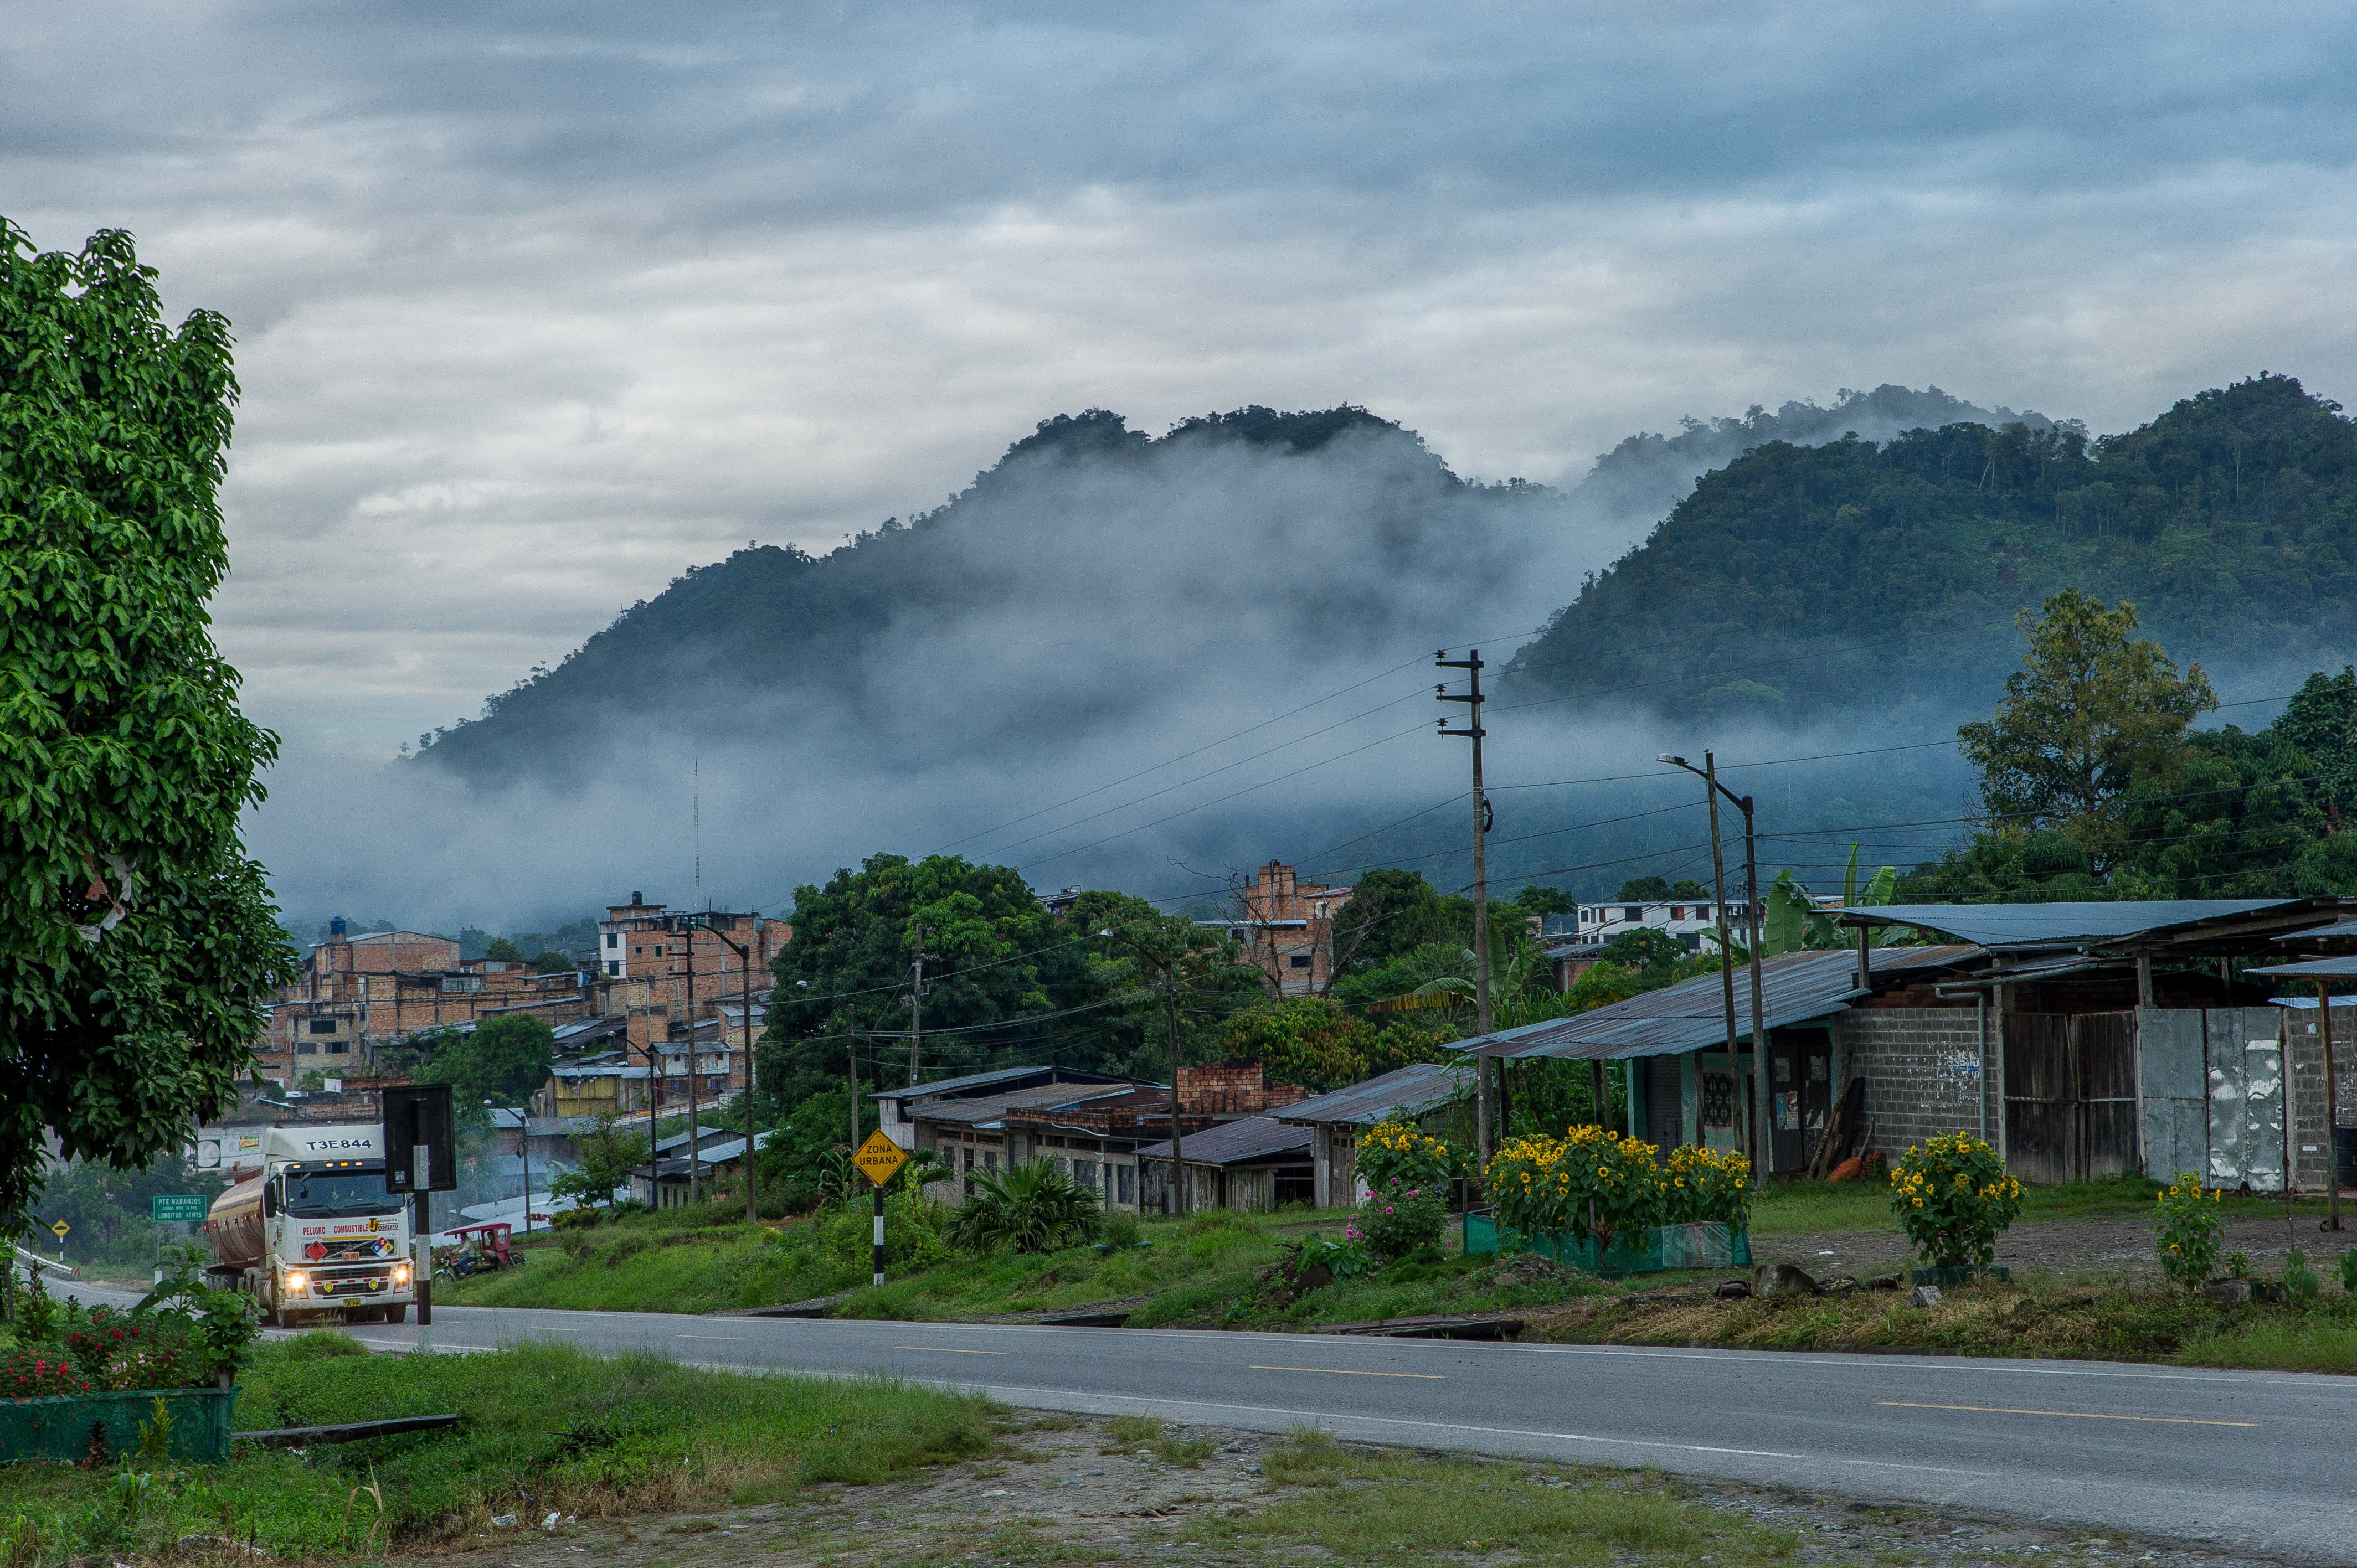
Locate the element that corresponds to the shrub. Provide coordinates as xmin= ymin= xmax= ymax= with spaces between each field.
xmin=827 ymin=1188 xmax=952 ymax=1268
xmin=1661 ymin=1144 xmax=1753 ymax=1229
xmin=1355 ymin=1177 xmax=1446 ymax=1259
xmin=2341 ymin=1250 xmax=2357 ymax=1293
xmin=1485 ymin=1126 xmax=1664 ymax=1251
xmin=945 ymin=1159 xmax=1102 ymax=1254
xmin=1101 ymin=1212 xmax=1141 ymax=1250
xmin=0 ymin=1347 xmax=88 ymax=1399
xmin=1357 ymin=1120 xmax=1461 ymax=1194
xmin=2152 ymin=1172 xmax=2225 ymax=1289
xmin=2284 ymin=1247 xmax=2321 ymax=1303
xmin=1890 ymin=1133 xmax=2023 ymax=1268
xmin=1293 ymin=1230 xmax=1372 ymax=1281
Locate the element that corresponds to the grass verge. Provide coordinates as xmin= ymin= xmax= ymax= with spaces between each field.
xmin=1202 ymin=1429 xmax=1804 ymax=1566
xmin=1536 ymin=1276 xmax=2357 ymax=1364
xmin=0 ymin=1332 xmax=994 ymax=1561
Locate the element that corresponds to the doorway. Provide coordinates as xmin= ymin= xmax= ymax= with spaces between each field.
xmin=1767 ymin=1034 xmax=1832 ymax=1173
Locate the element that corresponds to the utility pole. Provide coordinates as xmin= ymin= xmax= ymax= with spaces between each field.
xmin=682 ymin=918 xmax=700 ymax=1204
xmin=1103 ymin=925 xmax=1189 ymax=1216
xmin=907 ymin=924 xmax=931 ymax=1087
xmin=1661 ymin=751 xmax=1771 ymax=1189
xmin=1437 ymin=649 xmax=1495 ymax=1163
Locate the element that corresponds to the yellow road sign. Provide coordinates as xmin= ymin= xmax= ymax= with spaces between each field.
xmin=853 ymin=1129 xmax=909 ymax=1188
xmin=49 ymin=1220 xmax=69 ymax=1237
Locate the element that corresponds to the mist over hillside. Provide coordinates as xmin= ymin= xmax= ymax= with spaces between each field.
xmin=256 ymin=384 xmax=2214 ymax=933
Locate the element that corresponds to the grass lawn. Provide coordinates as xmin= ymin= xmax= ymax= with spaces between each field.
xmin=0 ymin=1333 xmax=994 ymax=1561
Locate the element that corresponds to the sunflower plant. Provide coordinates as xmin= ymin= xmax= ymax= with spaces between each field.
xmin=2150 ymin=1172 xmax=2224 ymax=1290
xmin=1486 ymin=1124 xmax=1664 ymax=1251
xmin=1662 ymin=1143 xmax=1753 ymax=1229
xmin=1357 ymin=1119 xmax=1461 ymax=1193
xmin=1888 ymin=1132 xmax=2023 ymax=1268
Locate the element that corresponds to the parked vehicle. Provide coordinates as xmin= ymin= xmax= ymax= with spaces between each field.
xmin=203 ymin=1124 xmax=416 ymax=1327
xmin=436 ymin=1221 xmax=525 ymax=1281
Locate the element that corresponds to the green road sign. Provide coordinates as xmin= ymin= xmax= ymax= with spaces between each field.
xmin=151 ymin=1194 xmax=208 ymax=1223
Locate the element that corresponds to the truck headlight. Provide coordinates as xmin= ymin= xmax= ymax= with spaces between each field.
xmin=393 ymin=1263 xmax=411 ymax=1287
xmin=285 ymin=1271 xmax=307 ymax=1293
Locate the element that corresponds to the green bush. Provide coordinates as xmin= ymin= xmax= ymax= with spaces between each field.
xmin=2285 ymin=1247 xmax=2322 ymax=1302
xmin=1356 ymin=1176 xmax=1446 ymax=1260
xmin=2341 ymin=1250 xmax=2357 ymax=1293
xmin=944 ymin=1159 xmax=1102 ymax=1254
xmin=2152 ymin=1172 xmax=2225 ymax=1289
xmin=825 ymin=1189 xmax=950 ymax=1268
xmin=1890 ymin=1133 xmax=2023 ymax=1268
xmin=1485 ymin=1126 xmax=1664 ymax=1250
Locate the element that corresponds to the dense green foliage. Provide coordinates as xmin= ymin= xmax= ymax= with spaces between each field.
xmin=30 ymin=1153 xmax=223 ymax=1270
xmin=945 ymin=1158 xmax=1104 ymax=1254
xmin=0 ymin=223 xmax=295 ymax=1236
xmin=1506 ymin=374 xmax=2357 ymax=723
xmin=414 ymin=1014 xmax=557 ymax=1108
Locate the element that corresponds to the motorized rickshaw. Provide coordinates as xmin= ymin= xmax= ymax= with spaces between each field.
xmin=436 ymin=1221 xmax=527 ymax=1281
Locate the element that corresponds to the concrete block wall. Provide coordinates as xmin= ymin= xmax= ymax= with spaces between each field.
xmin=1838 ymin=1007 xmax=1989 ymax=1161
xmin=2282 ymin=1014 xmax=2357 ymax=1191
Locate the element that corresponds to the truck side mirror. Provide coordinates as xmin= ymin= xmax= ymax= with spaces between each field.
xmin=260 ymin=1182 xmax=277 ymax=1218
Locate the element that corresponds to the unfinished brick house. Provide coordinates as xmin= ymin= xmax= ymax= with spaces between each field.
xmin=258 ymin=926 xmax=593 ymax=1083
xmin=1211 ymin=862 xmax=1352 ymax=997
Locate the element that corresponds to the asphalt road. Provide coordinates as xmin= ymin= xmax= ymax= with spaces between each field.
xmin=65 ymin=1282 xmax=2356 ymax=1562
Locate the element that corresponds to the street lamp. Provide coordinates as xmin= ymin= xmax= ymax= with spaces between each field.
xmin=487 ymin=1098 xmax=532 ymax=1235
xmin=1659 ymin=752 xmax=1770 ymax=1189
xmin=681 ymin=914 xmax=763 ymax=1224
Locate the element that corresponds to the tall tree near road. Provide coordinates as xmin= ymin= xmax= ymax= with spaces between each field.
xmin=1958 ymin=589 xmax=2217 ymax=872
xmin=0 ymin=223 xmax=295 ymax=1240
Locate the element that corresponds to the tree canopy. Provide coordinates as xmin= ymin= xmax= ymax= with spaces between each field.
xmin=415 ymin=1014 xmax=557 ymax=1107
xmin=0 ymin=224 xmax=294 ymax=1234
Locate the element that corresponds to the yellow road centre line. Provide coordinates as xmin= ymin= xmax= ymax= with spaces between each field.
xmin=895 ymin=1345 xmax=1008 ymax=1355
xmin=1878 ymin=1401 xmax=2255 ymax=1427
xmin=1253 ymin=1365 xmax=1443 ymax=1380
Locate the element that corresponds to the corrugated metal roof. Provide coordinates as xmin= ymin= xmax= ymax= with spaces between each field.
xmin=1135 ymin=1115 xmax=1311 ymax=1165
xmin=1838 ymin=900 xmax=2322 ymax=950
xmin=870 ymin=1065 xmax=1142 ymax=1103
xmin=2248 ymin=955 xmax=2357 ymax=977
xmin=912 ymin=1082 xmax=1145 ymax=1126
xmin=1459 ymin=945 xmax=1980 ymax=1063
xmin=1272 ymin=1062 xmax=1470 ymax=1127
xmin=2275 ymin=916 xmax=2357 ymax=943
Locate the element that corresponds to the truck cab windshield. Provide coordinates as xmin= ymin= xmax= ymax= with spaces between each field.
xmin=282 ymin=1169 xmax=401 ymax=1218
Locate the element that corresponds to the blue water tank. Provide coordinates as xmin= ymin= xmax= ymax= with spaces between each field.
xmin=329 ymin=916 xmax=347 ymax=938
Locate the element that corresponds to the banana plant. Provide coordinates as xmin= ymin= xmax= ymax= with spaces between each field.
xmin=1803 ymin=843 xmax=1904 ymax=947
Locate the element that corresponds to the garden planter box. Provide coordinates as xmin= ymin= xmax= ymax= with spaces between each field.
xmin=1 ymin=1385 xmax=239 ymax=1465
xmin=1462 ymin=1211 xmax=1751 ymax=1276
xmin=1908 ymin=1265 xmax=2011 ymax=1288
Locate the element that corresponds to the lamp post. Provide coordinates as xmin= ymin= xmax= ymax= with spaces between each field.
xmin=682 ymin=915 xmax=763 ymax=1224
xmin=1660 ymin=752 xmax=1770 ymax=1189
xmin=487 ymin=1099 xmax=534 ymax=1235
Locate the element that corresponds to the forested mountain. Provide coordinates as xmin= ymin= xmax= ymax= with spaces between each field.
xmin=1502 ymin=375 xmax=2357 ymax=723
xmin=412 ymin=388 xmax=2050 ymax=785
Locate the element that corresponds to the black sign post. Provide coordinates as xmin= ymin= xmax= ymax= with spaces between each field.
xmin=382 ymin=1084 xmax=456 ymax=1325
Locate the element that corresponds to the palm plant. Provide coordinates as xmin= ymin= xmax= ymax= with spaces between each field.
xmin=946 ymin=1158 xmax=1104 ymax=1254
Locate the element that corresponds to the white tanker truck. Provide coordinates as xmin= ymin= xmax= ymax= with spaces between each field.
xmin=203 ymin=1124 xmax=416 ymax=1326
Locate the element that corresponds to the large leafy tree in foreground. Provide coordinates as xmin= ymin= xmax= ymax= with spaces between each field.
xmin=0 ymin=224 xmax=295 ymax=1235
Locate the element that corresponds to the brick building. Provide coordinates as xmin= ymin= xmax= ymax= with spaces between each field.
xmin=258 ymin=926 xmax=592 ymax=1084
xmin=1211 ymin=862 xmax=1351 ymax=997
xmin=591 ymin=895 xmax=787 ymax=1102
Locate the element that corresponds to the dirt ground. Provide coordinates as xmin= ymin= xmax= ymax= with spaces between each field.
xmin=441 ymin=1413 xmax=2292 ymax=1568
xmin=1751 ymin=1211 xmax=2357 ymax=1284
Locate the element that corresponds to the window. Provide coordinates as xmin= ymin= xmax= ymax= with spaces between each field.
xmin=1288 ymin=953 xmax=1313 ymax=968
xmin=296 ymin=1041 xmax=318 ymax=1055
xmin=1624 ymin=906 xmax=1642 ymax=920
xmin=326 ymin=1040 xmax=348 ymax=1055
xmin=308 ymin=1018 xmax=338 ymax=1034
xmin=1072 ymin=1159 xmax=1097 ymax=1190
xmin=606 ymin=961 xmax=620 ymax=976
xmin=1669 ymin=905 xmax=1684 ymax=920
xmin=1695 ymin=905 xmax=1710 ymax=921
xmin=605 ymin=932 xmax=619 ymax=948
xmin=1116 ymin=1164 xmax=1134 ymax=1206
xmin=439 ymin=976 xmax=482 ymax=994
xmin=653 ymin=945 xmax=664 ymax=957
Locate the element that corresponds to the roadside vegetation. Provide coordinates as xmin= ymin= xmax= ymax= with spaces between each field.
xmin=0 ymin=1333 xmax=992 ymax=1561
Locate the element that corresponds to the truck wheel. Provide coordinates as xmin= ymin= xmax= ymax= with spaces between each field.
xmin=385 ymin=1305 xmax=408 ymax=1323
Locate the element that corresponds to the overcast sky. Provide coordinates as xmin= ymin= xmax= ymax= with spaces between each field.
xmin=9 ymin=1 xmax=2357 ymax=767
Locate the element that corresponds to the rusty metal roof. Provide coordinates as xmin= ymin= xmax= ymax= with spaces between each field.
xmin=1457 ymin=945 xmax=1980 ymax=1063
xmin=1271 ymin=1062 xmax=1470 ymax=1127
xmin=1135 ymin=1115 xmax=1312 ymax=1165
